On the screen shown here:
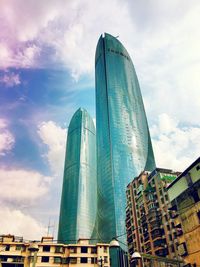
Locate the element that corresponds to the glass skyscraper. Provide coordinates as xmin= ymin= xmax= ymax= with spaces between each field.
xmin=58 ymin=108 xmax=96 ymax=243
xmin=95 ymin=33 xmax=155 ymax=244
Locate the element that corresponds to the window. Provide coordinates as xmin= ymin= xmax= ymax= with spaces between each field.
xmin=91 ymin=257 xmax=97 ymax=264
xmin=43 ymin=245 xmax=50 ymax=252
xmin=170 ymin=245 xmax=175 ymax=253
xmin=70 ymin=247 xmax=77 ymax=253
xmin=16 ymin=245 xmax=22 ymax=251
xmin=192 ymin=190 xmax=200 ymax=203
xmin=148 ymin=194 xmax=154 ymax=201
xmin=55 ymin=246 xmax=63 ymax=253
xmin=70 ymin=257 xmax=77 ymax=264
xmin=104 ymin=246 xmax=107 ymax=253
xmin=41 ymin=256 xmax=49 ymax=262
xmin=104 ymin=256 xmax=108 ymax=263
xmin=56 ymin=246 xmax=62 ymax=253
xmin=91 ymin=247 xmax=97 ymax=254
xmin=80 ymin=257 xmax=88 ymax=263
xmin=168 ymin=234 xmax=172 ymax=241
xmin=81 ymin=246 xmax=88 ymax=253
xmin=5 ymin=245 xmax=10 ymax=251
xmin=62 ymin=258 xmax=69 ymax=264
xmin=54 ymin=257 xmax=61 ymax=263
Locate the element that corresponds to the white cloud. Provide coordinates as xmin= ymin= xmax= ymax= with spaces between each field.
xmin=0 ymin=43 xmax=11 ymax=68
xmin=0 ymin=0 xmax=199 ymax=172
xmin=37 ymin=121 xmax=67 ymax=176
xmin=0 ymin=118 xmax=15 ymax=156
xmin=126 ymin=1 xmax=200 ymax=125
xmin=0 ymin=0 xmax=133 ymax=76
xmin=0 ymin=0 xmax=199 ymax=126
xmin=16 ymin=45 xmax=41 ymax=68
xmin=0 ymin=207 xmax=46 ymax=240
xmin=0 ymin=72 xmax=21 ymax=87
xmin=0 ymin=166 xmax=53 ymax=239
xmin=0 ymin=169 xmax=52 ymax=205
xmin=151 ymin=113 xmax=200 ymax=171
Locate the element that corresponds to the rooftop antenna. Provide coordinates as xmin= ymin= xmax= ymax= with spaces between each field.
xmin=47 ymin=218 xmax=54 ymax=237
xmin=52 ymin=221 xmax=56 ymax=239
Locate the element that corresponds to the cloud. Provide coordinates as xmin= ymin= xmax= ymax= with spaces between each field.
xmin=0 ymin=0 xmax=133 ymax=77
xmin=37 ymin=121 xmax=67 ymax=176
xmin=151 ymin=114 xmax=200 ymax=171
xmin=0 ymin=166 xmax=52 ymax=239
xmin=0 ymin=0 xmax=199 ymax=169
xmin=0 ymin=0 xmax=199 ymax=125
xmin=0 ymin=118 xmax=15 ymax=156
xmin=16 ymin=44 xmax=41 ymax=68
xmin=0 ymin=207 xmax=46 ymax=240
xmin=0 ymin=71 xmax=21 ymax=87
xmin=125 ymin=1 xmax=200 ymax=125
xmin=0 ymin=169 xmax=52 ymax=205
xmin=0 ymin=43 xmax=11 ymax=68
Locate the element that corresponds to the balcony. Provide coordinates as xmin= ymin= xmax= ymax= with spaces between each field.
xmin=155 ymin=248 xmax=169 ymax=257
xmin=150 ymin=221 xmax=161 ymax=231
xmin=151 ymin=229 xmax=164 ymax=240
xmin=153 ymin=238 xmax=166 ymax=248
xmin=0 ymin=256 xmax=24 ymax=265
xmin=148 ymin=212 xmax=161 ymax=223
xmin=177 ymin=242 xmax=188 ymax=257
xmin=175 ymin=223 xmax=183 ymax=236
xmin=126 ymin=221 xmax=131 ymax=229
xmin=127 ymin=236 xmax=133 ymax=243
xmin=169 ymin=209 xmax=178 ymax=219
xmin=145 ymin=242 xmax=151 ymax=252
xmin=141 ymin=214 xmax=147 ymax=223
xmin=143 ymin=232 xmax=150 ymax=243
xmin=127 ymin=228 xmax=132 ymax=234
xmin=171 ymin=212 xmax=178 ymax=219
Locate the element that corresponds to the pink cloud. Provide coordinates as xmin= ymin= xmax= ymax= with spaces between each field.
xmin=0 ymin=72 xmax=21 ymax=87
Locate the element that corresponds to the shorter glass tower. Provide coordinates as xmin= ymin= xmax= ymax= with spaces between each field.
xmin=58 ymin=108 xmax=96 ymax=243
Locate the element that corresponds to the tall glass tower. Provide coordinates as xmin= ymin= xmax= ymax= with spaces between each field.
xmin=58 ymin=108 xmax=96 ymax=243
xmin=95 ymin=33 xmax=155 ymax=244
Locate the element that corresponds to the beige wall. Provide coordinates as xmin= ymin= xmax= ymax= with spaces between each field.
xmin=0 ymin=236 xmax=110 ymax=267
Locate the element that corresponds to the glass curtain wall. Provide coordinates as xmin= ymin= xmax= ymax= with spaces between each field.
xmin=58 ymin=108 xmax=97 ymax=244
xmin=95 ymin=33 xmax=155 ymax=246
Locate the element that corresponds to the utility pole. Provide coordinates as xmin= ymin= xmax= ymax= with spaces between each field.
xmin=98 ymin=257 xmax=104 ymax=267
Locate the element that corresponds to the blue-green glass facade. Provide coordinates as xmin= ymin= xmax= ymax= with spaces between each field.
xmin=95 ymin=33 xmax=155 ymax=244
xmin=58 ymin=108 xmax=96 ymax=243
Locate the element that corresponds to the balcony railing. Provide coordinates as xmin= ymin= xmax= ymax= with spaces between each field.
xmin=151 ymin=229 xmax=164 ymax=240
xmin=155 ymin=248 xmax=169 ymax=257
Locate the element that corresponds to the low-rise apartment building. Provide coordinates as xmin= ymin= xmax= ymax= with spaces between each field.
xmin=167 ymin=157 xmax=200 ymax=266
xmin=0 ymin=235 xmax=110 ymax=267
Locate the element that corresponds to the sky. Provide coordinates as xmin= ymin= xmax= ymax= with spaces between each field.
xmin=0 ymin=0 xmax=200 ymax=240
